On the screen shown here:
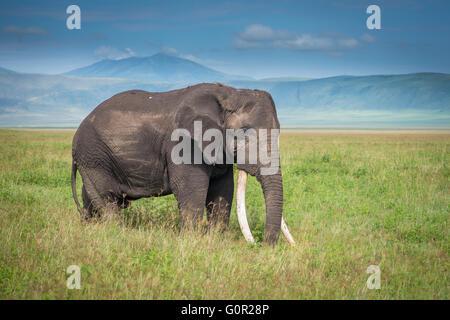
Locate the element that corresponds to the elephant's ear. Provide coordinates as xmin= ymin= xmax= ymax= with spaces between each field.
xmin=173 ymin=95 xmax=226 ymax=164
xmin=174 ymin=95 xmax=225 ymax=135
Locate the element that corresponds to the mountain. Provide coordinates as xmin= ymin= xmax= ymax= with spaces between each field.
xmin=0 ymin=69 xmax=449 ymax=127
xmin=64 ymin=53 xmax=249 ymax=83
xmin=0 ymin=67 xmax=15 ymax=73
xmin=230 ymin=73 xmax=450 ymax=111
xmin=258 ymin=77 xmax=311 ymax=82
xmin=229 ymin=73 xmax=450 ymax=127
xmin=0 ymin=71 xmax=181 ymax=127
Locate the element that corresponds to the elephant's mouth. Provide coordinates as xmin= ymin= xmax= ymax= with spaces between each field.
xmin=235 ymin=170 xmax=295 ymax=246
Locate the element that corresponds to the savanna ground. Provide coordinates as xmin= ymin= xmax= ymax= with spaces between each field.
xmin=0 ymin=129 xmax=448 ymax=299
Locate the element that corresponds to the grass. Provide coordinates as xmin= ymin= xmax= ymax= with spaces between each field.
xmin=0 ymin=129 xmax=448 ymax=299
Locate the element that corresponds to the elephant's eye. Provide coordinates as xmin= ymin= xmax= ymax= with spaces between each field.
xmin=242 ymin=101 xmax=255 ymax=113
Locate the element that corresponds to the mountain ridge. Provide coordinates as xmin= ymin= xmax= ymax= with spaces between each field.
xmin=64 ymin=53 xmax=251 ymax=82
xmin=0 ymin=67 xmax=16 ymax=73
xmin=0 ymin=59 xmax=449 ymax=127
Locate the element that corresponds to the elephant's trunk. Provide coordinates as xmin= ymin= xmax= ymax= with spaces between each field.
xmin=236 ymin=170 xmax=295 ymax=246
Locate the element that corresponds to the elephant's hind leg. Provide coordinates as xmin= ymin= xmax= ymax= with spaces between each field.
xmin=79 ymin=169 xmax=119 ymax=220
xmin=81 ymin=185 xmax=94 ymax=221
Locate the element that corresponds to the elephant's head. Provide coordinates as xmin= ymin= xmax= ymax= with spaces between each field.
xmin=175 ymin=83 xmax=295 ymax=245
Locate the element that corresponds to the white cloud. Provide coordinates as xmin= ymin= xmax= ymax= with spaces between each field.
xmin=124 ymin=48 xmax=135 ymax=56
xmin=234 ymin=24 xmax=291 ymax=49
xmin=274 ymin=34 xmax=334 ymax=51
xmin=94 ymin=46 xmax=136 ymax=60
xmin=360 ymin=33 xmax=376 ymax=43
xmin=234 ymin=24 xmax=361 ymax=52
xmin=274 ymin=35 xmax=358 ymax=51
xmin=158 ymin=46 xmax=226 ymax=67
xmin=2 ymin=25 xmax=47 ymax=40
xmin=238 ymin=24 xmax=292 ymax=41
xmin=233 ymin=38 xmax=264 ymax=49
xmin=337 ymin=38 xmax=359 ymax=48
xmin=160 ymin=46 xmax=179 ymax=56
xmin=159 ymin=46 xmax=198 ymax=61
xmin=180 ymin=54 xmax=203 ymax=63
xmin=2 ymin=25 xmax=47 ymax=36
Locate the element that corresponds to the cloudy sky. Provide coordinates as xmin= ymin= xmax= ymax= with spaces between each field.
xmin=1 ymin=0 xmax=449 ymax=78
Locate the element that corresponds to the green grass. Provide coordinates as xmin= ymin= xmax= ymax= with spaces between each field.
xmin=0 ymin=129 xmax=448 ymax=299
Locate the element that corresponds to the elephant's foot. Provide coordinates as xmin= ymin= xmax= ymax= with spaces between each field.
xmin=179 ymin=209 xmax=205 ymax=233
xmin=206 ymin=210 xmax=230 ymax=233
xmin=99 ymin=202 xmax=120 ymax=222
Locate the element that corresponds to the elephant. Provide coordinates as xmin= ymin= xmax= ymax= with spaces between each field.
xmin=71 ymin=83 xmax=294 ymax=245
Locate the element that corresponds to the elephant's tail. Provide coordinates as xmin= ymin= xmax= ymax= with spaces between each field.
xmin=71 ymin=160 xmax=83 ymax=216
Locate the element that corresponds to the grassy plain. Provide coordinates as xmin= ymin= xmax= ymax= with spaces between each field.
xmin=0 ymin=129 xmax=448 ymax=299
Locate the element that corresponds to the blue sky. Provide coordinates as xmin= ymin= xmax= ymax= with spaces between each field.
xmin=1 ymin=0 xmax=449 ymax=78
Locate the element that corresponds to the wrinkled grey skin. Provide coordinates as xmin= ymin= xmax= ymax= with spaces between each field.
xmin=71 ymin=83 xmax=283 ymax=244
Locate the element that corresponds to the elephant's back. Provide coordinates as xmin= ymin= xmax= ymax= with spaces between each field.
xmin=87 ymin=89 xmax=177 ymax=127
xmin=80 ymin=89 xmax=178 ymax=143
xmin=73 ymin=90 xmax=176 ymax=187
xmin=81 ymin=84 xmax=219 ymax=131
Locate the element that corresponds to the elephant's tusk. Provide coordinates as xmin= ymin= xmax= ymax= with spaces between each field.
xmin=281 ymin=217 xmax=295 ymax=246
xmin=236 ymin=169 xmax=295 ymax=246
xmin=236 ymin=170 xmax=255 ymax=243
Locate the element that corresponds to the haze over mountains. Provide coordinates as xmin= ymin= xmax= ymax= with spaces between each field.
xmin=0 ymin=53 xmax=449 ymax=127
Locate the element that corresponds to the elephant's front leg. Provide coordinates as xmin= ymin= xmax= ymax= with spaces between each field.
xmin=206 ymin=166 xmax=234 ymax=231
xmin=169 ymin=164 xmax=211 ymax=229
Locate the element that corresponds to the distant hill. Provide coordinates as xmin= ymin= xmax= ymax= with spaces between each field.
xmin=64 ymin=53 xmax=249 ymax=83
xmin=229 ymin=73 xmax=450 ymax=127
xmin=0 ymin=69 xmax=449 ymax=127
xmin=230 ymin=73 xmax=450 ymax=111
xmin=0 ymin=67 xmax=15 ymax=73
xmin=0 ymin=71 xmax=181 ymax=126
xmin=258 ymin=77 xmax=311 ymax=82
